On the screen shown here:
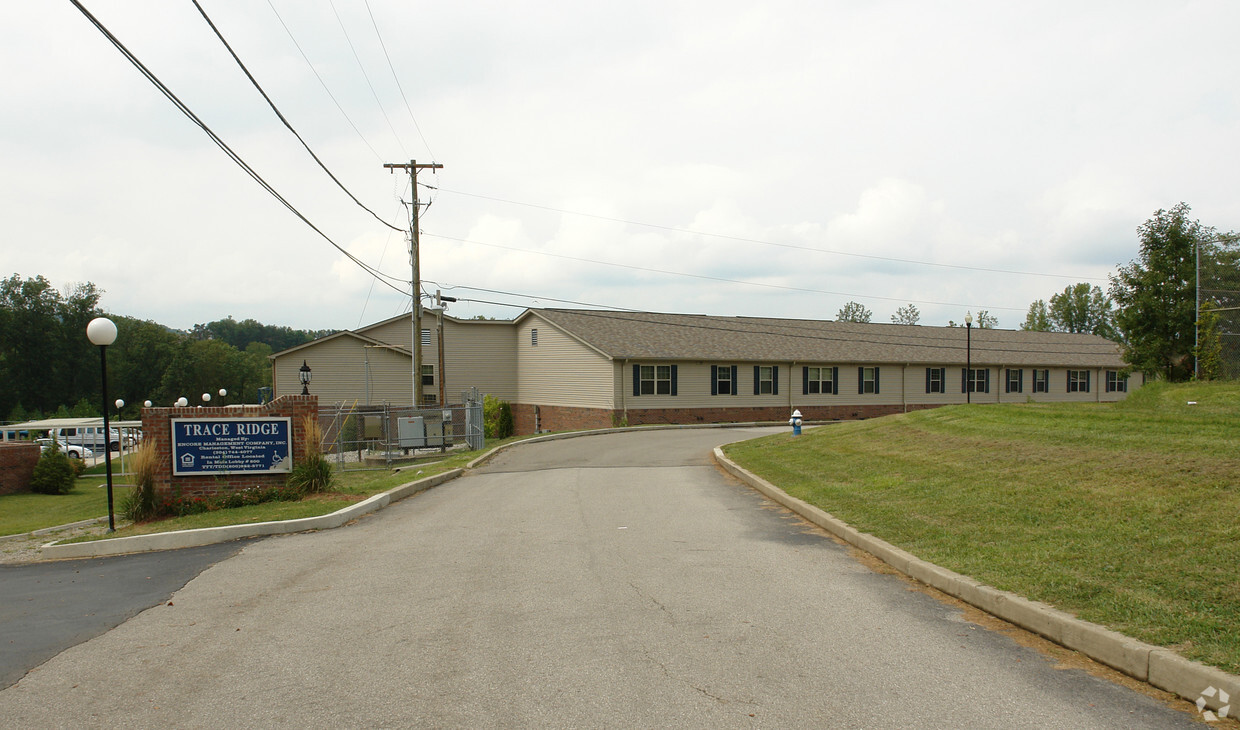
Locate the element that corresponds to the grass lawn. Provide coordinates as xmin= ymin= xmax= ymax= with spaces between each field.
xmin=723 ymin=381 xmax=1240 ymax=675
xmin=5 ymin=434 xmax=537 ymax=544
xmin=0 ymin=477 xmax=132 ymax=536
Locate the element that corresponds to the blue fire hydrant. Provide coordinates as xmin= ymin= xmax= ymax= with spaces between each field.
xmin=789 ymin=409 xmax=803 ymax=436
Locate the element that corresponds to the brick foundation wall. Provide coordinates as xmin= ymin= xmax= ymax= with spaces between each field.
xmin=142 ymin=395 xmax=318 ymax=499
xmin=0 ymin=442 xmax=40 ymax=496
xmin=513 ymin=403 xmax=617 ymax=435
xmin=512 ymin=402 xmax=944 ymax=435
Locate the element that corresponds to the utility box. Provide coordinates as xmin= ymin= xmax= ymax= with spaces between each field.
xmin=363 ymin=416 xmax=382 ymax=439
xmin=397 ymin=417 xmax=426 ymax=448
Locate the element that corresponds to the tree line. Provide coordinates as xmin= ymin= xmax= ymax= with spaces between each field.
xmin=835 ymin=204 xmax=1237 ymax=382
xmin=0 ymin=274 xmax=332 ymax=423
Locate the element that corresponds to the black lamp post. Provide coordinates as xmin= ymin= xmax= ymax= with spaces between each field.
xmin=300 ymin=360 xmax=312 ymax=395
xmin=87 ymin=317 xmax=118 ymax=531
xmin=964 ymin=312 xmax=973 ymax=404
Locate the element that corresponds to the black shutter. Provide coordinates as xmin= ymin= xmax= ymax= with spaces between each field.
xmin=926 ymin=368 xmax=932 ymax=393
xmin=858 ymin=367 xmax=864 ymax=394
xmin=803 ymin=366 xmax=809 ymax=395
xmin=731 ymin=366 xmax=738 ymax=396
xmin=874 ymin=367 xmax=880 ymax=395
xmin=633 ymin=364 xmax=641 ymax=397
xmin=832 ymin=367 xmax=838 ymax=395
xmin=772 ymin=366 xmax=779 ymax=395
xmin=711 ymin=365 xmax=718 ymax=396
xmin=754 ymin=366 xmax=761 ymax=396
xmin=1086 ymin=371 xmax=1091 ymax=393
xmin=962 ymin=368 xmax=968 ymax=394
xmin=984 ymin=369 xmax=991 ymax=393
xmin=670 ymin=365 xmax=677 ymax=396
xmin=1019 ymin=369 xmax=1024 ymax=393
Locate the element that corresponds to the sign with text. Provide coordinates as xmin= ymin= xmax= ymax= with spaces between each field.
xmin=171 ymin=417 xmax=293 ymax=475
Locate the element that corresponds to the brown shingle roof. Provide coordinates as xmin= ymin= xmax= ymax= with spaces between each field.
xmin=532 ymin=309 xmax=1126 ymax=368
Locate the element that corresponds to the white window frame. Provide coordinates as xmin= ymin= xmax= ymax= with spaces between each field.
xmin=640 ymin=365 xmax=672 ymax=395
xmin=807 ymin=366 xmax=834 ymax=394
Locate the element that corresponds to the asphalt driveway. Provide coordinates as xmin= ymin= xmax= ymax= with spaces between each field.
xmin=0 ymin=427 xmax=1199 ymax=727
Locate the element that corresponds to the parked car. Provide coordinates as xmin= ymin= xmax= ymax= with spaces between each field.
xmin=52 ymin=427 xmax=121 ymax=452
xmin=37 ymin=438 xmax=94 ymax=459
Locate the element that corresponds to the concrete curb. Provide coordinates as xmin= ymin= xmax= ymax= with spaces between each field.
xmin=39 ymin=470 xmax=462 ymax=561
xmin=712 ymin=447 xmax=1239 ymax=715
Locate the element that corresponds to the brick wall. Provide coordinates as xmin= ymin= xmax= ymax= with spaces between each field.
xmin=512 ymin=402 xmax=944 ymax=435
xmin=142 ymin=395 xmax=318 ymax=499
xmin=0 ymin=442 xmax=40 ymax=496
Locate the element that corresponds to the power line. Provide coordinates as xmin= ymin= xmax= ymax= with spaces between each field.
xmin=423 ymin=281 xmax=643 ymax=312
xmin=328 ymin=0 xmax=406 ymax=155
xmin=265 ymin=0 xmax=384 ymax=163
xmin=438 ymin=295 xmax=1118 ymax=359
xmin=423 ymin=231 xmax=1026 ymax=312
xmin=362 ymin=0 xmax=435 ymax=160
xmin=189 ymin=0 xmax=402 ymax=233
xmin=436 ymin=187 xmax=1111 ymax=283
xmin=70 ymin=0 xmax=409 ymax=297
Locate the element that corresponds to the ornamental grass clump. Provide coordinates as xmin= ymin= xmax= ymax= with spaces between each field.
xmin=287 ymin=414 xmax=335 ymax=494
xmin=121 ymin=442 xmax=158 ymax=522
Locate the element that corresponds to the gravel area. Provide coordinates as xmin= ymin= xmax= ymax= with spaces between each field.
xmin=0 ymin=521 xmax=121 ymax=565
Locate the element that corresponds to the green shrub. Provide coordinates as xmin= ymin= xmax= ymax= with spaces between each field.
xmin=30 ymin=442 xmax=76 ymax=495
xmin=287 ymin=453 xmax=335 ymax=494
xmin=484 ymin=395 xmax=514 ymax=439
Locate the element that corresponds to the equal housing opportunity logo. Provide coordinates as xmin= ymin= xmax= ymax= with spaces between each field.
xmin=1197 ymin=686 xmax=1231 ymax=722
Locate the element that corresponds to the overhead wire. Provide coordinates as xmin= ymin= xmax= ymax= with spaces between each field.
xmin=423 ymin=231 xmax=1026 ymax=312
xmin=69 ymin=0 xmax=409 ymax=297
xmin=327 ymin=0 xmax=407 ymax=155
xmin=438 ymin=294 xmax=1119 ymax=358
xmin=265 ymin=0 xmax=384 ymax=163
xmin=436 ymin=188 xmax=1111 ymax=283
xmin=189 ymin=0 xmax=403 ymax=233
xmin=363 ymin=0 xmax=436 ymax=160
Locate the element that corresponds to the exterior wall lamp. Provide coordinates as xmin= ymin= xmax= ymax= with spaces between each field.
xmin=300 ymin=360 xmax=312 ymax=395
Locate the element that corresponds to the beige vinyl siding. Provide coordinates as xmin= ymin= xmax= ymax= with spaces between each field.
xmin=362 ymin=317 xmax=415 ymax=351
xmin=518 ymin=316 xmax=615 ymax=408
xmin=901 ymin=366 xmax=974 ymax=405
xmin=443 ymin=319 xmax=517 ymax=401
xmin=274 ymin=335 xmax=413 ymax=405
xmin=788 ymin=364 xmax=906 ymax=408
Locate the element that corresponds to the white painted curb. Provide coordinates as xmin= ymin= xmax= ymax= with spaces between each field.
xmin=712 ymin=446 xmax=1239 ymax=715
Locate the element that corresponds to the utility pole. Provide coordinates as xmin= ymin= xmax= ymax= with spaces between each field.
xmin=383 ymin=160 xmax=442 ymax=407
xmin=435 ymin=290 xmax=457 ymax=407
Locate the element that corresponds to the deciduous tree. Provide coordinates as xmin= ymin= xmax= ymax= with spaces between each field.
xmin=1048 ymin=283 xmax=1116 ymax=339
xmin=1022 ymin=300 xmax=1052 ymax=331
xmin=891 ymin=303 xmax=920 ymax=325
xmin=1110 ymin=203 xmax=1218 ymax=380
xmin=836 ymin=301 xmax=872 ymax=323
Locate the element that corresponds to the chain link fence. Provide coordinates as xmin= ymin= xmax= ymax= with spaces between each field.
xmin=316 ymin=388 xmax=484 ymax=471
xmin=1200 ymin=240 xmax=1240 ymax=379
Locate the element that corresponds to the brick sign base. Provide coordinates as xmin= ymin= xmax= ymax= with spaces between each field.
xmin=142 ymin=395 xmax=317 ymax=499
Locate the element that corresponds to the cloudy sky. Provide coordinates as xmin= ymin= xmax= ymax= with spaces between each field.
xmin=5 ymin=1 xmax=1239 ymax=332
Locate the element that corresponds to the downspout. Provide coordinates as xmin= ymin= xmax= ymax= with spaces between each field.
xmin=789 ymin=361 xmax=796 ymax=413
xmin=621 ymin=358 xmax=628 ymax=424
xmin=903 ymin=364 xmax=909 ymax=413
